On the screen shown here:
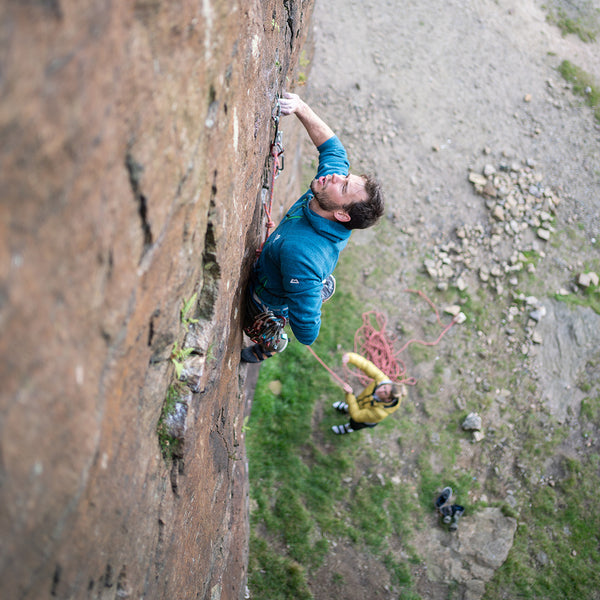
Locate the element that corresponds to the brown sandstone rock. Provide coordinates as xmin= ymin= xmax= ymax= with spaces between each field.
xmin=0 ymin=1 xmax=313 ymax=598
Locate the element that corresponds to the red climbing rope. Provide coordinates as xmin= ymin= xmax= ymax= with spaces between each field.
xmin=257 ymin=101 xmax=285 ymax=257
xmin=351 ymin=310 xmax=413 ymax=385
xmin=306 ymin=345 xmax=348 ymax=389
xmin=395 ymin=289 xmax=458 ymax=355
xmin=308 ymin=289 xmax=460 ymax=390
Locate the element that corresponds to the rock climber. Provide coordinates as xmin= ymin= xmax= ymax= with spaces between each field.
xmin=241 ymin=92 xmax=385 ymax=363
xmin=331 ymin=352 xmax=405 ymax=434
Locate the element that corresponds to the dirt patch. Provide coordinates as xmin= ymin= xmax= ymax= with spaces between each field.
xmin=310 ymin=542 xmax=393 ymax=600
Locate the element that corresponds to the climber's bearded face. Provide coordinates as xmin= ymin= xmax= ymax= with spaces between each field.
xmin=310 ymin=173 xmax=367 ymax=213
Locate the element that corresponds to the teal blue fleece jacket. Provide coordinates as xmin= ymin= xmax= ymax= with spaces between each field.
xmin=251 ymin=135 xmax=351 ymax=345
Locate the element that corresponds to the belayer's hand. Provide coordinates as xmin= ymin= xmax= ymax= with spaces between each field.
xmin=342 ymin=353 xmax=350 ymax=365
xmin=279 ymin=92 xmax=302 ymax=115
xmin=342 ymin=383 xmax=353 ymax=394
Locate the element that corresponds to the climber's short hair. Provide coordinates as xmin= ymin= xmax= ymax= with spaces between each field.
xmin=342 ymin=174 xmax=384 ymax=230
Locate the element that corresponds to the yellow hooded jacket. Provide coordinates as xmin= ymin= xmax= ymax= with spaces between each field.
xmin=344 ymin=352 xmax=403 ymax=424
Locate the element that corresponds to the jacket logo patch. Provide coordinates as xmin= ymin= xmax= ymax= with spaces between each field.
xmin=290 ymin=278 xmax=299 ymax=284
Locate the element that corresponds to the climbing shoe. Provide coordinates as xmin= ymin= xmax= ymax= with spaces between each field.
xmin=241 ymin=344 xmax=274 ymax=363
xmin=440 ymin=505 xmax=453 ymax=524
xmin=321 ymin=274 xmax=336 ymax=302
xmin=332 ymin=423 xmax=354 ymax=435
xmin=435 ymin=486 xmax=453 ymax=509
xmin=449 ymin=505 xmax=464 ymax=531
xmin=332 ymin=401 xmax=349 ymax=413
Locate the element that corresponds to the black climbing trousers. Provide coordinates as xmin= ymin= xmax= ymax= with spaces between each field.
xmin=349 ymin=418 xmax=377 ymax=431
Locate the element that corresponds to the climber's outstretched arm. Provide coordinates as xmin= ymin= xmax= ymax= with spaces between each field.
xmin=279 ymin=92 xmax=334 ymax=148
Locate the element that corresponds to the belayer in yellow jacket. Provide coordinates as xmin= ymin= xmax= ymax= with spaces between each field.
xmin=331 ymin=352 xmax=406 ymax=435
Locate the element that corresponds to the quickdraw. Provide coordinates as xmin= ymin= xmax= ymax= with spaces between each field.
xmin=257 ymin=99 xmax=285 ymax=257
xmin=270 ymin=99 xmax=285 ymax=179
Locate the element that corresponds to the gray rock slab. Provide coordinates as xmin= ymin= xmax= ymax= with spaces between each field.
xmin=535 ymin=299 xmax=600 ymax=421
xmin=422 ymin=507 xmax=518 ymax=600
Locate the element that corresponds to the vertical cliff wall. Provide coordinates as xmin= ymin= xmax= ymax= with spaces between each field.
xmin=0 ymin=1 xmax=313 ymax=598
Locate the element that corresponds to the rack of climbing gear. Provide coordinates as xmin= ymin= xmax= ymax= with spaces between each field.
xmin=257 ymin=98 xmax=285 ymax=257
xmin=244 ymin=309 xmax=287 ymax=352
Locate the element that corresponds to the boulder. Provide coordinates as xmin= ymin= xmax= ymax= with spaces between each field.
xmin=421 ymin=507 xmax=518 ymax=600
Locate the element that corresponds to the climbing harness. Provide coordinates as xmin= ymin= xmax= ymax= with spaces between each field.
xmin=257 ymin=99 xmax=285 ymax=257
xmin=307 ymin=289 xmax=460 ymax=390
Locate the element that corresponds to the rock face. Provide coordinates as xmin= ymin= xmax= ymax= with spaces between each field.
xmin=535 ymin=300 xmax=600 ymax=421
xmin=423 ymin=508 xmax=518 ymax=600
xmin=0 ymin=1 xmax=313 ymax=598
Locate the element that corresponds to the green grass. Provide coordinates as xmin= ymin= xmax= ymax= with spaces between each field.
xmin=547 ymin=228 xmax=600 ymax=313
xmin=517 ymin=411 xmax=567 ymax=458
xmin=180 ymin=292 xmax=199 ymax=326
xmin=455 ymin=287 xmax=490 ymax=331
xmin=248 ymin=535 xmax=313 ymax=600
xmin=546 ymin=6 xmax=599 ymax=42
xmin=554 ymin=283 xmax=600 ymax=314
xmin=297 ymin=49 xmax=310 ymax=85
xmin=580 ymin=395 xmax=600 ymax=422
xmin=558 ymin=59 xmax=600 ymax=123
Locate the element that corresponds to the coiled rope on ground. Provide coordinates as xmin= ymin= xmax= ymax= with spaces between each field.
xmin=307 ymin=289 xmax=460 ymax=389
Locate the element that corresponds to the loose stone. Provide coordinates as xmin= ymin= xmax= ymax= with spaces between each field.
xmin=462 ymin=412 xmax=482 ymax=431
